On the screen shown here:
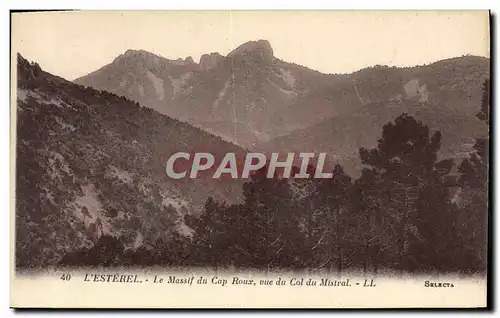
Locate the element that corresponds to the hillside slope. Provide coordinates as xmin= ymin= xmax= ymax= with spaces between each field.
xmin=75 ymin=41 xmax=489 ymax=155
xmin=15 ymin=54 xmax=246 ymax=268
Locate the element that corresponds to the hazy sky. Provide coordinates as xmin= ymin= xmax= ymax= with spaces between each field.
xmin=12 ymin=11 xmax=490 ymax=80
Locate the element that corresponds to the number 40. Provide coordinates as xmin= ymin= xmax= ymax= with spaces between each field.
xmin=60 ymin=273 xmax=72 ymax=281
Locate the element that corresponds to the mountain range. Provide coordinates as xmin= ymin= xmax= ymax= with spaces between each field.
xmin=16 ymin=54 xmax=246 ymax=267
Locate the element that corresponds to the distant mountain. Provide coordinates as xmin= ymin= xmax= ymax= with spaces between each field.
xmin=75 ymin=41 xmax=489 ymax=165
xmin=16 ymin=54 xmax=246 ymax=268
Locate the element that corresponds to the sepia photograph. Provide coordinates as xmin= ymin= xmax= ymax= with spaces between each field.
xmin=10 ymin=10 xmax=491 ymax=308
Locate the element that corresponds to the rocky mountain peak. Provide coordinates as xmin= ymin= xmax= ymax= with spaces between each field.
xmin=121 ymin=49 xmax=157 ymax=59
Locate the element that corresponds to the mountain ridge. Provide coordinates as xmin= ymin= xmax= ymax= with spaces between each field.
xmin=78 ymin=42 xmax=489 ymax=79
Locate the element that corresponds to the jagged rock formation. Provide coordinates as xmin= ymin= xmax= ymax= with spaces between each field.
xmin=199 ymin=53 xmax=224 ymax=71
xmin=75 ymin=40 xmax=489 ymax=175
